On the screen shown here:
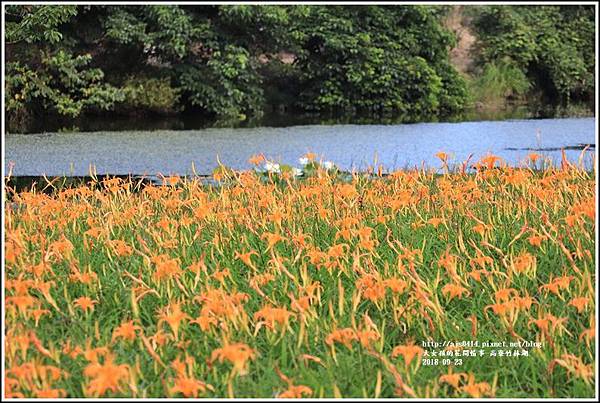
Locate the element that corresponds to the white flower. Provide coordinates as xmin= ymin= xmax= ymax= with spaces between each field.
xmin=264 ymin=161 xmax=281 ymax=173
xmin=299 ymin=157 xmax=309 ymax=166
xmin=292 ymin=167 xmax=303 ymax=176
xmin=322 ymin=161 xmax=334 ymax=170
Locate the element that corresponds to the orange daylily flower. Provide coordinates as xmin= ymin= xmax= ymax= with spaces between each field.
xmin=439 ymin=368 xmax=467 ymax=389
xmin=235 ymin=250 xmax=258 ymax=270
xmin=278 ymin=385 xmax=313 ymax=398
xmin=190 ymin=315 xmax=218 ymax=332
xmin=539 ymin=275 xmax=573 ymax=296
xmin=303 ymin=152 xmax=317 ymax=161
xmin=74 ymin=297 xmax=98 ymax=313
xmin=248 ymin=154 xmax=266 ymax=165
xmin=485 ymin=302 xmax=510 ymax=317
xmin=337 ymin=184 xmax=358 ymax=199
xmin=170 ymin=376 xmax=208 ymax=397
xmin=48 ymin=237 xmax=74 ymax=261
xmin=391 ymin=343 xmax=424 ymax=370
xmin=549 ymin=354 xmax=594 ymax=385
xmin=306 ymin=248 xmax=328 ymax=266
xmin=568 ymin=297 xmax=590 ymax=313
xmin=527 ymin=235 xmax=546 ymax=247
xmin=335 ymin=228 xmax=353 ymax=241
xmin=442 ymin=283 xmax=470 ymax=301
xmin=461 ymin=373 xmax=492 ymax=397
xmin=168 ymin=357 xmax=212 ymax=397
xmin=470 ymin=254 xmax=493 ymax=269
xmin=512 ymin=252 xmax=536 ymax=274
xmin=83 ymin=353 xmax=130 ymax=397
xmin=436 ymin=151 xmax=449 ymax=163
xmin=356 ymin=274 xmax=387 ymax=303
xmin=70 ymin=267 xmax=98 ymax=285
xmin=6 ymin=295 xmax=37 ymax=314
xmin=328 ymin=243 xmax=348 ymax=259
xmin=212 ymin=268 xmax=231 ymax=283
xmin=528 ymin=313 xmax=568 ymax=335
xmin=157 ymin=302 xmax=190 ymax=340
xmin=384 ymin=278 xmax=408 ymax=294
xmin=261 ymin=232 xmax=286 ymax=252
xmin=513 ymin=294 xmax=536 ymax=311
xmin=427 ymin=217 xmax=444 ymax=228
xmin=363 ymin=282 xmax=386 ymax=302
xmin=31 ymin=308 xmax=51 ymax=326
xmin=112 ymin=320 xmax=141 ymax=342
xmin=494 ymin=288 xmax=517 ymax=302
xmin=326 ymin=328 xmax=358 ymax=349
xmin=107 ymin=239 xmax=133 ymax=257
xmin=210 ymin=343 xmax=256 ymax=375
xmin=472 ymin=223 xmax=489 ymax=236
xmin=527 ymin=152 xmax=541 ymax=163
xmin=355 ymin=329 xmax=380 ymax=349
xmin=480 ymin=154 xmax=502 ymax=170
xmin=254 ymin=306 xmax=295 ymax=329
xmin=153 ymin=256 xmax=183 ymax=282
xmin=579 ymin=327 xmax=595 ymax=346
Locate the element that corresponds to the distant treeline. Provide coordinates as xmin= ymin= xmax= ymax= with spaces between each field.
xmin=4 ymin=5 xmax=595 ymax=132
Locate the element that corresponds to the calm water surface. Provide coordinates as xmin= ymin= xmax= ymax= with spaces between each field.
xmin=5 ymin=117 xmax=596 ymax=176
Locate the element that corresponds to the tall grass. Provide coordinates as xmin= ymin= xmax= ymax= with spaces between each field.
xmin=468 ymin=58 xmax=531 ymax=106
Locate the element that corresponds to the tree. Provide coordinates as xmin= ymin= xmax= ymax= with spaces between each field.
xmin=289 ymin=6 xmax=467 ymax=118
xmin=5 ymin=5 xmax=481 ymax=132
xmin=5 ymin=5 xmax=122 ymax=131
xmin=472 ymin=5 xmax=595 ymax=105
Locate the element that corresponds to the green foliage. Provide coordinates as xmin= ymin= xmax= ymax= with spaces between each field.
xmin=5 ymin=4 xmax=472 ymax=131
xmin=5 ymin=51 xmax=123 ymax=131
xmin=104 ymin=5 xmax=205 ymax=61
xmin=103 ymin=7 xmax=149 ymax=46
xmin=176 ymin=45 xmax=264 ymax=118
xmin=5 ymin=6 xmax=122 ymax=131
xmin=217 ymin=5 xmax=292 ymax=52
xmin=9 ymin=5 xmax=592 ymax=131
xmin=436 ymin=61 xmax=470 ymax=114
xmin=472 ymin=5 xmax=595 ymax=103
xmin=468 ymin=58 xmax=531 ymax=105
xmin=120 ymin=77 xmax=181 ymax=115
xmin=102 ymin=6 xmax=263 ymax=118
xmin=5 ymin=5 xmax=77 ymax=44
xmin=290 ymin=6 xmax=467 ymax=117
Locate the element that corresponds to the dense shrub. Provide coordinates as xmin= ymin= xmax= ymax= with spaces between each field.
xmin=5 ymin=52 xmax=124 ymax=132
xmin=4 ymin=4 xmax=594 ymax=132
xmin=5 ymin=5 xmax=472 ymax=131
xmin=290 ymin=6 xmax=467 ymax=118
xmin=472 ymin=5 xmax=594 ymax=105
xmin=468 ymin=58 xmax=531 ymax=105
xmin=120 ymin=77 xmax=181 ymax=115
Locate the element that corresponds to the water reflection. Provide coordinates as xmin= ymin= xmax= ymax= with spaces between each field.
xmin=18 ymin=104 xmax=565 ymax=134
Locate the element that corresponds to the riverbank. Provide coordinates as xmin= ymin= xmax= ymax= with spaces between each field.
xmin=5 ymin=117 xmax=595 ymax=177
xmin=7 ymin=102 xmax=595 ymax=135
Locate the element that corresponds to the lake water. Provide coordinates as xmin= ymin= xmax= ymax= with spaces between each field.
xmin=4 ymin=117 xmax=596 ymax=177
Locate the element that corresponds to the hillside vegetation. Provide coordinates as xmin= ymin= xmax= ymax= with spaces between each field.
xmin=4 ymin=5 xmax=595 ymax=132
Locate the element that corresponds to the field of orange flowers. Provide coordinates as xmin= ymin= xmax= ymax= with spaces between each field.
xmin=4 ymin=153 xmax=596 ymax=398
